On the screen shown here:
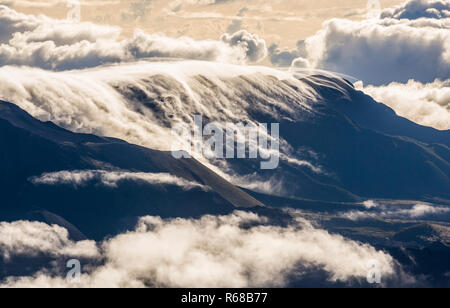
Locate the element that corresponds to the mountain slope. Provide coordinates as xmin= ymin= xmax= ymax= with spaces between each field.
xmin=0 ymin=101 xmax=262 ymax=239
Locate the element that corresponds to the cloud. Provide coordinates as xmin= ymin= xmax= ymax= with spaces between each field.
xmin=0 ymin=5 xmax=269 ymax=69
xmin=269 ymin=0 xmax=450 ymax=86
xmin=362 ymin=200 xmax=379 ymax=209
xmin=341 ymin=203 xmax=450 ymax=221
xmin=0 ymin=211 xmax=400 ymax=287
xmin=381 ymin=0 xmax=450 ymax=20
xmin=265 ymin=0 xmax=450 ymax=130
xmin=0 ymin=60 xmax=320 ymax=194
xmin=268 ymin=40 xmax=307 ymax=67
xmin=221 ymin=30 xmax=267 ymax=63
xmin=29 ymin=170 xmax=207 ymax=190
xmin=399 ymin=204 xmax=450 ymax=218
xmin=356 ymin=79 xmax=450 ymax=130
xmin=298 ymin=17 xmax=450 ymax=85
xmin=0 ymin=220 xmax=98 ymax=261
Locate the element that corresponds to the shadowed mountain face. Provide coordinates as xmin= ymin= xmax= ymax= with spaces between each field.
xmin=280 ymin=75 xmax=450 ymax=202
xmin=0 ymin=101 xmax=262 ymax=239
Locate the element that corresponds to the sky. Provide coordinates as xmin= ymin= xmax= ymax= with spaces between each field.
xmin=1 ymin=0 xmax=404 ymax=47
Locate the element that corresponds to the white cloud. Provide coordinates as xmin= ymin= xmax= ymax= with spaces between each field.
xmin=362 ymin=200 xmax=379 ymax=209
xmin=0 ymin=220 xmax=98 ymax=261
xmin=267 ymin=1 xmax=449 ymax=86
xmin=30 ymin=170 xmax=207 ymax=190
xmin=381 ymin=0 xmax=450 ymax=20
xmin=398 ymin=204 xmax=450 ymax=218
xmin=0 ymin=60 xmax=320 ymax=192
xmin=341 ymin=203 xmax=450 ymax=221
xmin=299 ymin=17 xmax=450 ymax=85
xmin=0 ymin=211 xmax=398 ymax=287
xmin=220 ymin=30 xmax=267 ymax=63
xmin=356 ymin=79 xmax=450 ymax=130
xmin=0 ymin=5 xmax=269 ymax=70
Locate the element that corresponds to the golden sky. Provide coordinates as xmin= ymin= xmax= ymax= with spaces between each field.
xmin=2 ymin=0 xmax=404 ymax=47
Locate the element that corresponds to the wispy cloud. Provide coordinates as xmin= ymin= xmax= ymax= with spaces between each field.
xmin=341 ymin=203 xmax=450 ymax=221
xmin=30 ymin=170 xmax=207 ymax=190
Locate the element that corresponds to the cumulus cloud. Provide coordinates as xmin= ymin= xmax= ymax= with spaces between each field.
xmin=299 ymin=17 xmax=450 ymax=85
xmin=356 ymin=79 xmax=450 ymax=130
xmin=381 ymin=0 xmax=450 ymax=20
xmin=0 ymin=5 xmax=267 ymax=69
xmin=0 ymin=211 xmax=399 ymax=288
xmin=29 ymin=170 xmax=207 ymax=190
xmin=268 ymin=40 xmax=307 ymax=67
xmin=221 ymin=30 xmax=267 ymax=63
xmin=0 ymin=221 xmax=98 ymax=261
xmin=269 ymin=0 xmax=450 ymax=86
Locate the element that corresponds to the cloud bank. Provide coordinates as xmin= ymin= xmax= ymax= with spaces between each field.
xmin=296 ymin=16 xmax=450 ymax=85
xmin=0 ymin=5 xmax=267 ymax=70
xmin=381 ymin=0 xmax=450 ymax=19
xmin=356 ymin=79 xmax=450 ymax=130
xmin=0 ymin=211 xmax=399 ymax=288
xmin=276 ymin=0 xmax=450 ymax=86
xmin=29 ymin=170 xmax=207 ymax=190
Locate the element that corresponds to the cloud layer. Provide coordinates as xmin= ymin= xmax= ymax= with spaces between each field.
xmin=0 ymin=211 xmax=398 ymax=288
xmin=0 ymin=5 xmax=267 ymax=70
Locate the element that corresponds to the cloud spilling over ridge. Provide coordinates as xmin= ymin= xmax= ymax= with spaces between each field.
xmin=356 ymin=79 xmax=450 ymax=130
xmin=29 ymin=170 xmax=207 ymax=190
xmin=0 ymin=211 xmax=399 ymax=288
xmin=0 ymin=5 xmax=267 ymax=70
xmin=0 ymin=62 xmax=321 ymax=194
